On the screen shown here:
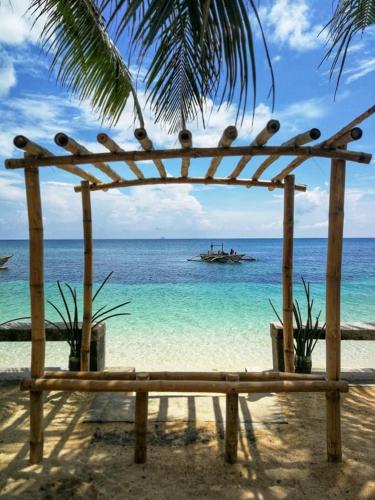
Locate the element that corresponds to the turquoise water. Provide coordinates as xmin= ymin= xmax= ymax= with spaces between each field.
xmin=0 ymin=239 xmax=374 ymax=370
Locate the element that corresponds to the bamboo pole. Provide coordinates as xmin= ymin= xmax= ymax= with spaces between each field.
xmin=134 ymin=128 xmax=167 ymax=178
xmin=20 ymin=378 xmax=349 ymax=393
xmin=24 ymin=160 xmax=45 ymax=464
xmin=225 ymin=374 xmax=239 ymax=463
xmin=322 ymin=104 xmax=375 ymax=146
xmin=229 ymin=120 xmax=280 ymax=179
xmin=6 ymin=145 xmax=371 ymax=170
xmin=251 ymin=128 xmax=321 ymax=181
xmin=97 ymin=133 xmax=144 ymax=179
xmin=283 ymin=175 xmax=295 ymax=372
xmin=205 ymin=126 xmax=238 ymax=178
xmin=179 ymin=129 xmax=193 ymax=177
xmin=74 ymin=177 xmax=307 ymax=193
xmin=54 ymin=133 xmax=123 ymax=182
xmin=271 ymin=128 xmax=364 ymax=186
xmin=80 ymin=181 xmax=93 ymax=371
xmin=326 ymin=156 xmax=346 ymax=462
xmin=13 ymin=135 xmax=101 ymax=184
xmin=42 ymin=370 xmax=325 ymax=381
xmin=134 ymin=373 xmax=149 ymax=464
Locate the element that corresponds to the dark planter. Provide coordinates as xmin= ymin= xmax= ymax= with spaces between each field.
xmin=69 ymin=354 xmax=80 ymax=371
xmin=295 ymin=355 xmax=312 ymax=374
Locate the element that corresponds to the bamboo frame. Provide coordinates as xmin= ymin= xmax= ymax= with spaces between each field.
xmin=205 ymin=126 xmax=238 ymax=178
xmin=97 ymin=133 xmax=144 ymax=179
xmin=42 ymin=370 xmax=325 ymax=381
xmin=5 ymin=145 xmax=371 ymax=171
xmin=326 ymin=155 xmax=346 ymax=462
xmin=74 ymin=176 xmax=307 ymax=193
xmin=270 ymin=127 xmax=365 ymax=186
xmin=134 ymin=128 xmax=167 ymax=178
xmin=80 ymin=181 xmax=93 ymax=371
xmin=55 ymin=133 xmax=123 ymax=182
xmin=251 ymin=128 xmax=321 ymax=181
xmin=283 ymin=175 xmax=295 ymax=372
xmin=10 ymin=109 xmax=374 ymax=465
xmin=229 ymin=120 xmax=280 ymax=179
xmin=179 ymin=129 xmax=193 ymax=177
xmin=24 ymin=161 xmax=45 ymax=464
xmin=13 ymin=135 xmax=101 ymax=184
xmin=225 ymin=373 xmax=239 ymax=463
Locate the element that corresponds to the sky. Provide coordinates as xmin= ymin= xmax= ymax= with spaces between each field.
xmin=0 ymin=0 xmax=374 ymax=239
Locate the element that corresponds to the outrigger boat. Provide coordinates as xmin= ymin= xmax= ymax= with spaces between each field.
xmin=0 ymin=255 xmax=12 ymax=270
xmin=188 ymin=243 xmax=255 ymax=263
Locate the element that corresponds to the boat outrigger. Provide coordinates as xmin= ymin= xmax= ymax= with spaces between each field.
xmin=0 ymin=255 xmax=12 ymax=270
xmin=188 ymin=243 xmax=255 ymax=263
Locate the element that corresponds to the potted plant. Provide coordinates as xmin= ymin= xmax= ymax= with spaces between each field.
xmin=47 ymin=272 xmax=130 ymax=370
xmin=269 ymin=277 xmax=325 ymax=373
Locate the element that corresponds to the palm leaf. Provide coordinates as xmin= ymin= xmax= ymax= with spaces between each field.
xmin=321 ymin=0 xmax=375 ymax=94
xmin=101 ymin=0 xmax=275 ymax=132
xmin=29 ymin=0 xmax=141 ymax=125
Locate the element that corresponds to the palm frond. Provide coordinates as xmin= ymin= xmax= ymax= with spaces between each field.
xmin=321 ymin=0 xmax=375 ymax=94
xmin=30 ymin=0 xmax=140 ymax=125
xmin=102 ymin=0 xmax=275 ymax=132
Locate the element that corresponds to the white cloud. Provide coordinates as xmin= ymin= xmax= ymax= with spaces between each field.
xmin=0 ymin=0 xmax=43 ymax=46
xmin=260 ymin=0 xmax=323 ymax=51
xmin=345 ymin=57 xmax=375 ymax=84
xmin=0 ymin=50 xmax=16 ymax=96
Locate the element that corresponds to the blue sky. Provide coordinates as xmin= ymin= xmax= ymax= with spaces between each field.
xmin=0 ymin=0 xmax=374 ymax=239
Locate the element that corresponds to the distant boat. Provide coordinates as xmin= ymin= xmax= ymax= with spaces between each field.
xmin=188 ymin=243 xmax=255 ymax=263
xmin=0 ymin=255 xmax=12 ymax=269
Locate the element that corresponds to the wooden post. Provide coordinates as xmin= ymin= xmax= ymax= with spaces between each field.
xmin=326 ymin=157 xmax=345 ymax=462
xmin=81 ymin=181 xmax=93 ymax=371
xmin=24 ymin=164 xmax=45 ymax=464
xmin=283 ymin=175 xmax=295 ymax=372
xmin=134 ymin=372 xmax=149 ymax=463
xmin=225 ymin=373 xmax=239 ymax=463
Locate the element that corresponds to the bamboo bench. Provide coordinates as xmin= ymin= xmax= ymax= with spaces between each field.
xmin=0 ymin=322 xmax=105 ymax=371
xmin=270 ymin=322 xmax=375 ymax=372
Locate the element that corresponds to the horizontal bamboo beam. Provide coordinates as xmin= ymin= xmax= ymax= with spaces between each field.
xmin=179 ymin=129 xmax=192 ymax=177
xmin=55 ymin=133 xmax=123 ymax=182
xmin=271 ymin=127 xmax=364 ymax=185
xmin=97 ymin=133 xmax=144 ymax=179
xmin=229 ymin=120 xmax=280 ymax=179
xmin=6 ymin=145 xmax=371 ymax=171
xmin=42 ymin=370 xmax=325 ymax=381
xmin=73 ymin=176 xmax=307 ymax=193
xmin=134 ymin=128 xmax=167 ymax=178
xmin=206 ymin=126 xmax=238 ymax=178
xmin=20 ymin=378 xmax=349 ymax=393
xmin=13 ymin=135 xmax=101 ymax=184
xmin=251 ymin=128 xmax=321 ymax=181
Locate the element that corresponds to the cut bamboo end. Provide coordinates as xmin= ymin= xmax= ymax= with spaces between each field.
xmin=55 ymin=133 xmax=123 ymax=182
xmin=179 ymin=129 xmax=192 ymax=177
xmin=14 ymin=136 xmax=50 ymax=156
xmin=134 ymin=128 xmax=167 ymax=178
xmin=96 ymin=133 xmax=144 ymax=179
xmin=332 ymin=127 xmax=362 ymax=148
xmin=206 ymin=126 xmax=238 ymax=178
xmin=253 ymin=119 xmax=280 ymax=146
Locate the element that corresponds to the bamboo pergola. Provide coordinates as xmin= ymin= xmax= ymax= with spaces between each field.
xmin=5 ymin=105 xmax=375 ymax=466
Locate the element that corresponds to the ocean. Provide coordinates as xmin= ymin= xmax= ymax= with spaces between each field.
xmin=0 ymin=238 xmax=374 ymax=371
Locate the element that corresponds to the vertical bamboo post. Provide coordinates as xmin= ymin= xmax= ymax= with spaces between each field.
xmin=134 ymin=372 xmax=149 ymax=464
xmin=326 ymin=157 xmax=345 ymax=462
xmin=225 ymin=373 xmax=239 ymax=463
xmin=283 ymin=175 xmax=295 ymax=372
xmin=81 ymin=181 xmax=93 ymax=371
xmin=24 ymin=163 xmax=45 ymax=464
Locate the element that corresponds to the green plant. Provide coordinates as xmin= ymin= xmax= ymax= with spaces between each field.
xmin=47 ymin=271 xmax=130 ymax=357
xmin=269 ymin=276 xmax=325 ymax=360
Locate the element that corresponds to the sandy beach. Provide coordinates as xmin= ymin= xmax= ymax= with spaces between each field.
xmin=0 ymin=382 xmax=374 ymax=499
